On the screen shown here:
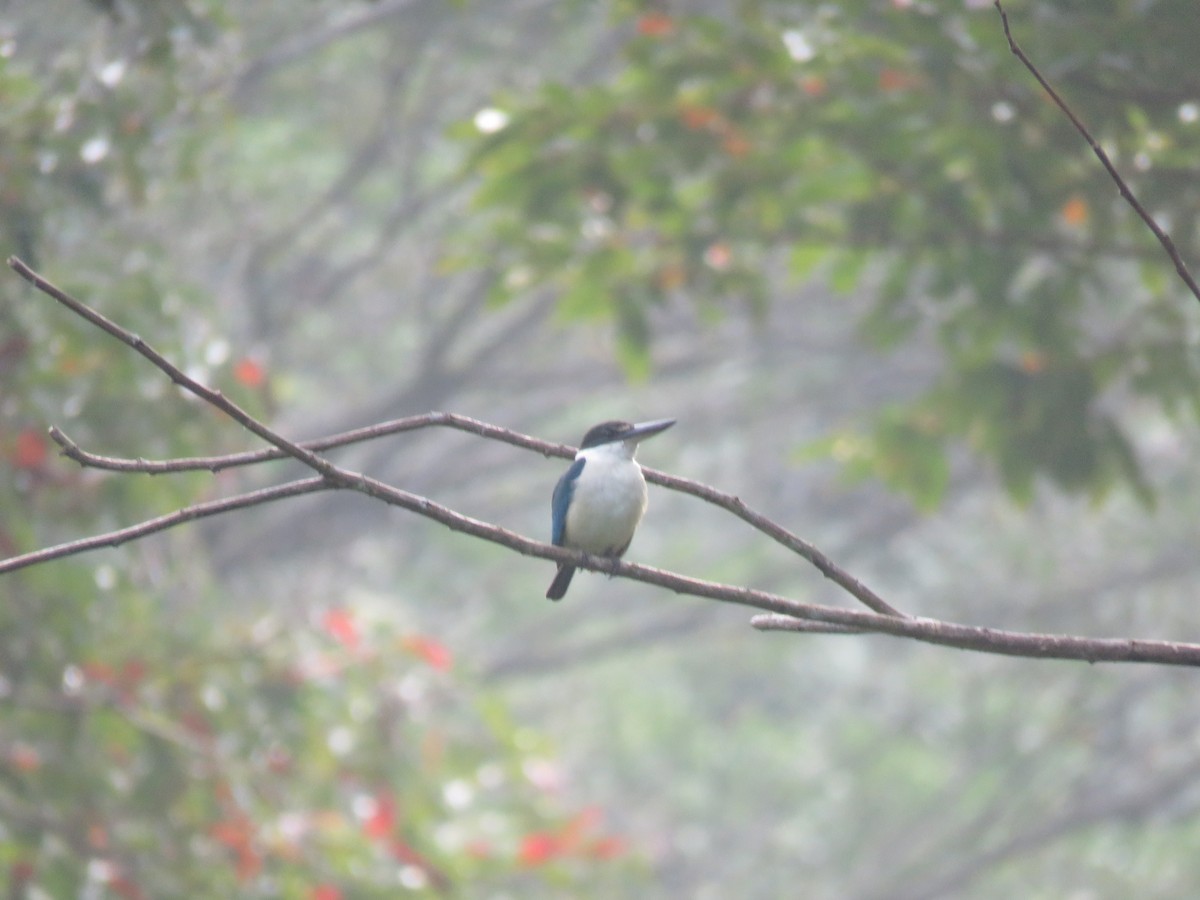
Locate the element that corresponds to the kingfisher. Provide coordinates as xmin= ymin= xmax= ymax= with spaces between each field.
xmin=546 ymin=418 xmax=675 ymax=601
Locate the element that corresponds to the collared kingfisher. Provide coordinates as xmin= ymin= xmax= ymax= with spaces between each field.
xmin=546 ymin=418 xmax=675 ymax=601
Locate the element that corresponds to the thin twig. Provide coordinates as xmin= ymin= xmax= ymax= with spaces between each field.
xmin=7 ymin=257 xmax=356 ymax=487
xmin=994 ymin=0 xmax=1200 ymax=304
xmin=646 ymin=469 xmax=903 ymax=617
xmin=0 ymin=478 xmax=327 ymax=574
xmin=48 ymin=415 xmax=570 ymax=474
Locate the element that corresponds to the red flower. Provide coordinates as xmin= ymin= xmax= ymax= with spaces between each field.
xmin=401 ymin=635 xmax=453 ymax=671
xmin=233 ymin=357 xmax=266 ymax=388
xmin=362 ymin=791 xmax=397 ymax=840
xmin=321 ymin=608 xmax=360 ymax=651
xmin=518 ymin=807 xmax=627 ymax=865
xmin=518 ymin=832 xmax=562 ymax=866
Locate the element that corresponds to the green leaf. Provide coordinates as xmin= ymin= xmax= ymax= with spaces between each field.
xmin=828 ymin=248 xmax=869 ymax=295
xmin=787 ymin=243 xmax=830 ymax=280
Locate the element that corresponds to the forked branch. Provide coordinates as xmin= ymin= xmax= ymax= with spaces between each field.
xmin=7 ymin=257 xmax=1200 ymax=666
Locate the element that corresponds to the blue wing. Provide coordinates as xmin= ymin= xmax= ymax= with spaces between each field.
xmin=551 ymin=457 xmax=586 ymax=546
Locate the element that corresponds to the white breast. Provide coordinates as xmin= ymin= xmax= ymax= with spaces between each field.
xmin=564 ymin=451 xmax=649 ymax=556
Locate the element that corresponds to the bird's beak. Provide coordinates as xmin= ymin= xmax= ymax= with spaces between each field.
xmin=624 ymin=418 xmax=676 ymax=443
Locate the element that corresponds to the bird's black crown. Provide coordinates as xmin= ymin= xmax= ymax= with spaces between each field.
xmin=579 ymin=421 xmax=634 ymax=449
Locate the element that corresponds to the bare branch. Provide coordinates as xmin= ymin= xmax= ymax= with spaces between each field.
xmin=51 ymin=413 xmax=905 ymax=618
xmin=645 ymin=468 xmax=904 ymax=617
xmin=747 ymin=613 xmax=1200 ymax=667
xmin=47 ymin=415 xmax=570 ymax=475
xmin=994 ymin=0 xmax=1200 ymax=304
xmin=0 ymin=477 xmax=327 ymax=575
xmin=7 ymin=256 xmax=354 ymax=486
xmin=10 ymin=256 xmax=1200 ymax=666
xmin=8 ymin=458 xmax=1200 ymax=666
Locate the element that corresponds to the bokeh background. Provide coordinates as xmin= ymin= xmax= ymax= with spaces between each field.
xmin=4 ymin=1 xmax=1200 ymax=897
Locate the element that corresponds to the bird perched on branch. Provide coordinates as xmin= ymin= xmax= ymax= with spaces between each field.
xmin=546 ymin=418 xmax=675 ymax=600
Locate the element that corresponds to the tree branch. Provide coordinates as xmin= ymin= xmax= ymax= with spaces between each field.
xmin=9 ymin=255 xmax=1200 ymax=666
xmin=0 ymin=477 xmax=327 ymax=574
xmin=994 ymin=0 xmax=1200 ymax=305
xmin=8 ymin=464 xmax=1200 ymax=666
xmin=47 ymin=411 xmax=904 ymax=618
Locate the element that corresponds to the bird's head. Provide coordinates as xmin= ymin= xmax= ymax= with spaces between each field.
xmin=578 ymin=418 xmax=675 ymax=457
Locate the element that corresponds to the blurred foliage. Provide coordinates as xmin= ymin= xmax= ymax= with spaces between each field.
xmin=5 ymin=1 xmax=1200 ymax=897
xmin=0 ymin=2 xmax=634 ymax=896
xmin=0 ymin=573 xmax=637 ymax=896
xmin=459 ymin=0 xmax=1200 ymax=507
